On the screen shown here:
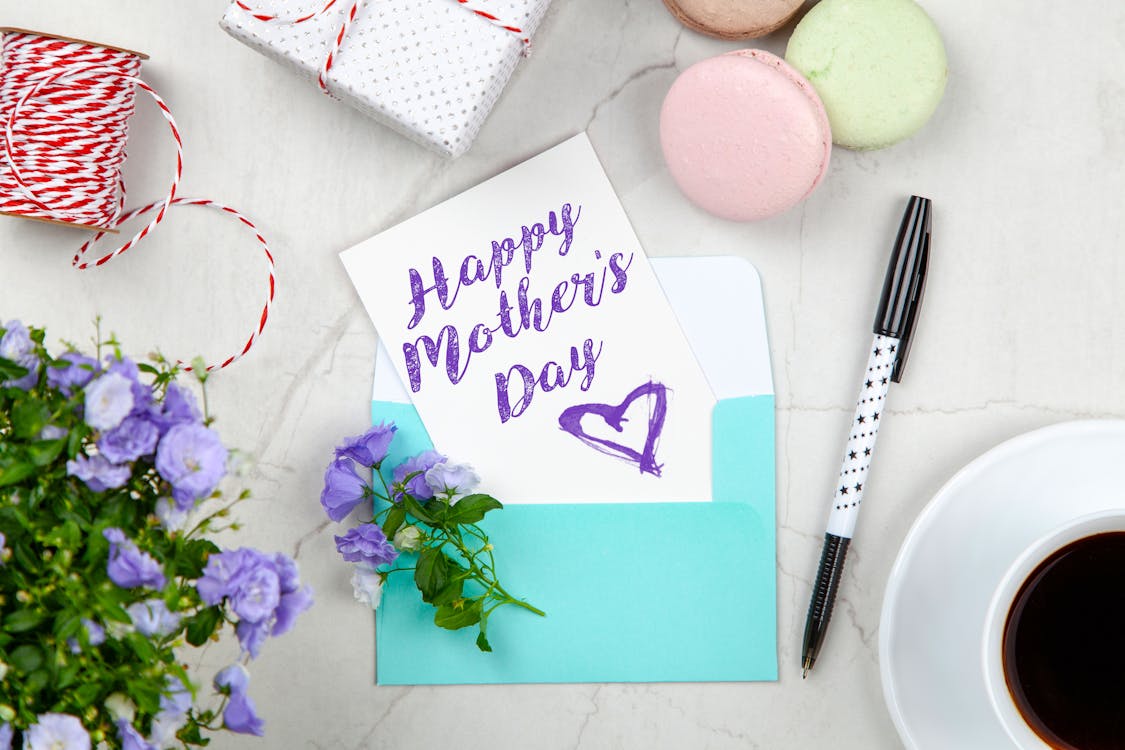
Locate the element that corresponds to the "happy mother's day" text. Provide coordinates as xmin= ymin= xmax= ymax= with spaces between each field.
xmin=401 ymin=203 xmax=635 ymax=422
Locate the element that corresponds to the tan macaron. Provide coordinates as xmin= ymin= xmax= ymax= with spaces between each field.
xmin=662 ymin=0 xmax=805 ymax=40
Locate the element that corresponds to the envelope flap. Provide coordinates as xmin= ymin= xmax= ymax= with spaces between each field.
xmin=371 ymin=395 xmax=777 ymax=684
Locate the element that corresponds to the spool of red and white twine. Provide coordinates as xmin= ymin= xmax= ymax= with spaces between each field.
xmin=0 ymin=28 xmax=274 ymax=372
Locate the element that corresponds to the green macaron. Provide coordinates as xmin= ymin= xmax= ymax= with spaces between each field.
xmin=786 ymin=0 xmax=948 ymax=150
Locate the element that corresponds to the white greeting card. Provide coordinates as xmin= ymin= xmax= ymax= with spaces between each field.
xmin=340 ymin=134 xmax=716 ymax=503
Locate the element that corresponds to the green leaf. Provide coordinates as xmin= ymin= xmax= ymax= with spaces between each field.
xmin=5 ymin=609 xmax=45 ymax=633
xmin=127 ymin=677 xmax=162 ymax=714
xmin=94 ymin=589 xmax=132 ymax=625
xmin=24 ymin=669 xmax=50 ymax=695
xmin=184 ymin=606 xmax=222 ymax=647
xmin=177 ymin=722 xmax=209 ymax=746
xmin=8 ymin=644 xmax=43 ymax=672
xmin=73 ymin=681 xmax=102 ymax=707
xmin=44 ymin=520 xmax=81 ymax=549
xmin=476 ymin=610 xmax=492 ymax=652
xmin=27 ymin=438 xmax=65 ymax=467
xmin=54 ymin=611 xmax=83 ymax=641
xmin=434 ymin=598 xmax=483 ymax=630
xmin=175 ymin=538 xmax=219 ymax=579
xmin=431 ymin=578 xmax=464 ymax=607
xmin=381 ymin=506 xmax=407 ymax=540
xmin=445 ymin=494 xmax=503 ymax=525
xmin=423 ymin=498 xmax=448 ymax=523
xmin=413 ymin=548 xmax=450 ymax=603
xmin=0 ymin=357 xmax=28 ymax=382
xmin=11 ymin=400 xmax=49 ymax=440
xmin=0 ymin=460 xmax=36 ymax=488
xmin=56 ymin=661 xmax=80 ymax=690
xmin=402 ymin=495 xmax=435 ymax=524
xmin=126 ymin=633 xmax=157 ymax=662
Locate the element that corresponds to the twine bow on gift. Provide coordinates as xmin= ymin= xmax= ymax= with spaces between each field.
xmin=233 ymin=0 xmax=533 ymax=97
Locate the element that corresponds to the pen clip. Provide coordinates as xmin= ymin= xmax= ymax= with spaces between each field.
xmin=888 ymin=197 xmax=931 ymax=383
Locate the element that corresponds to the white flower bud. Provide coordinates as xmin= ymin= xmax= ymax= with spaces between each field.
xmin=351 ymin=565 xmax=385 ymax=610
xmin=393 ymin=525 xmax=424 ymax=552
xmin=104 ymin=692 xmax=136 ymax=723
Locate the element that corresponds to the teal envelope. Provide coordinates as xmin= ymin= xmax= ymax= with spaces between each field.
xmin=371 ymin=257 xmax=776 ymax=684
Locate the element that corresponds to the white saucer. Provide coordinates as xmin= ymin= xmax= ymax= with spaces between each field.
xmin=879 ymin=420 xmax=1125 ymax=750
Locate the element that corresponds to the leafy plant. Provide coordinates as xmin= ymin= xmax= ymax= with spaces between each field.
xmin=320 ymin=423 xmax=543 ymax=652
xmin=0 ymin=320 xmax=312 ymax=749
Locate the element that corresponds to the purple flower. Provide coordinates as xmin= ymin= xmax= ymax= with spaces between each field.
xmin=215 ymin=666 xmax=263 ymax=735
xmin=425 ymin=461 xmax=480 ymax=496
xmin=38 ymin=425 xmax=66 ymax=441
xmin=84 ymin=619 xmax=105 ymax=646
xmin=236 ymin=619 xmax=269 ymax=659
xmin=269 ymin=552 xmax=313 ymax=637
xmin=0 ymin=722 xmax=12 ymax=750
xmin=320 ymin=457 xmax=369 ymax=522
xmin=154 ymin=497 xmax=188 ymax=532
xmin=197 ymin=548 xmax=310 ymax=658
xmin=195 ymin=547 xmax=255 ymax=605
xmin=47 ymin=351 xmax=98 ymax=395
xmin=23 ymin=713 xmax=89 ymax=750
xmin=103 ymin=528 xmax=165 ymax=590
xmin=127 ymin=599 xmax=182 ymax=637
xmin=0 ymin=320 xmax=39 ymax=390
xmin=272 ymin=585 xmax=313 ymax=637
xmin=116 ymin=720 xmax=157 ymax=750
xmin=334 ymin=525 xmax=398 ymax=567
xmin=98 ymin=416 xmax=159 ymax=464
xmin=67 ymin=619 xmax=105 ymax=654
xmin=151 ymin=383 xmax=200 ymax=434
xmin=229 ymin=564 xmax=280 ymax=624
xmin=214 ymin=664 xmax=249 ymax=694
xmin=155 ymin=423 xmax=228 ymax=507
xmin=224 ymin=692 xmax=265 ymax=736
xmin=148 ymin=677 xmax=192 ymax=749
xmin=335 ymin=422 xmax=396 ymax=467
xmin=272 ymin=553 xmax=301 ymax=593
xmin=84 ymin=372 xmax=135 ymax=431
xmin=392 ymin=450 xmax=446 ymax=501
xmin=104 ymin=355 xmax=154 ymax=416
xmin=67 ymin=454 xmax=131 ymax=493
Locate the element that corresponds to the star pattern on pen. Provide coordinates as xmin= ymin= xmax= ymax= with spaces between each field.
xmin=833 ymin=335 xmax=899 ymax=513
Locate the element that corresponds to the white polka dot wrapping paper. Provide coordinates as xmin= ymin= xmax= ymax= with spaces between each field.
xmin=220 ymin=0 xmax=552 ymax=158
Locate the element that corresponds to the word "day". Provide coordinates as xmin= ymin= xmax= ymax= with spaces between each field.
xmin=495 ymin=338 xmax=603 ymax=424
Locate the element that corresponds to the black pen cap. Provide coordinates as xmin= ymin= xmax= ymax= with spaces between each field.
xmin=873 ymin=195 xmax=931 ymax=383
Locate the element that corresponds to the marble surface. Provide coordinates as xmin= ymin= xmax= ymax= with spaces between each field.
xmin=2 ymin=1 xmax=1125 ymax=748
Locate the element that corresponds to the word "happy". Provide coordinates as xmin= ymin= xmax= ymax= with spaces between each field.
xmin=405 ymin=203 xmax=581 ymax=330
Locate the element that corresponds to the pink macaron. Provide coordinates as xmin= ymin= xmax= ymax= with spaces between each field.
xmin=660 ymin=50 xmax=832 ymax=222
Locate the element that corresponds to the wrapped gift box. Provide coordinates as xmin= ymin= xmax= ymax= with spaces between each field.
xmin=220 ymin=0 xmax=551 ymax=157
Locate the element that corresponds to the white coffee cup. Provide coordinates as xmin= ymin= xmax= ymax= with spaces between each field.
xmin=981 ymin=509 xmax=1125 ymax=750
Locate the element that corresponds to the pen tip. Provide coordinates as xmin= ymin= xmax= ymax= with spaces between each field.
xmin=801 ymin=658 xmax=813 ymax=679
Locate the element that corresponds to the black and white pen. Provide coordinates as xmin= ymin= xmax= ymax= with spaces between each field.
xmin=801 ymin=196 xmax=932 ymax=678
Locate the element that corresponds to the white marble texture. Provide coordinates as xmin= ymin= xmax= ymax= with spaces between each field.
xmin=1 ymin=1 xmax=1124 ymax=748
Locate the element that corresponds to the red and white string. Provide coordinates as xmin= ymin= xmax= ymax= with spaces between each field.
xmin=234 ymin=0 xmax=532 ymax=94
xmin=0 ymin=31 xmax=274 ymax=371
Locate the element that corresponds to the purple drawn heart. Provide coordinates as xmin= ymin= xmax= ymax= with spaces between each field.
xmin=558 ymin=381 xmax=668 ymax=477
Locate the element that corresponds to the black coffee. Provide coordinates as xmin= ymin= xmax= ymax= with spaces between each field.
xmin=1003 ymin=531 xmax=1125 ymax=750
